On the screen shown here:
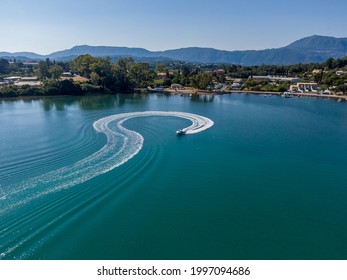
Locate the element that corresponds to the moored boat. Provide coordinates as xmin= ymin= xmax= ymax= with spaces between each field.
xmin=281 ymin=92 xmax=293 ymax=98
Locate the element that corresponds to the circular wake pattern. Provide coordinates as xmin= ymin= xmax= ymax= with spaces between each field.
xmin=0 ymin=111 xmax=213 ymax=214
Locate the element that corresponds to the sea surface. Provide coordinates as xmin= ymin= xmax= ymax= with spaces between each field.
xmin=0 ymin=93 xmax=347 ymax=260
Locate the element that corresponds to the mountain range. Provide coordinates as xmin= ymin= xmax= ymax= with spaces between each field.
xmin=1 ymin=35 xmax=347 ymax=65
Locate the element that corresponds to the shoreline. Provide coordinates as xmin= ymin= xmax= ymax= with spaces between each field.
xmin=160 ymin=88 xmax=347 ymax=101
xmin=1 ymin=89 xmax=346 ymax=101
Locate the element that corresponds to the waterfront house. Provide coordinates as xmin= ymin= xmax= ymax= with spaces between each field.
xmin=15 ymin=76 xmax=41 ymax=86
xmin=290 ymin=82 xmax=318 ymax=93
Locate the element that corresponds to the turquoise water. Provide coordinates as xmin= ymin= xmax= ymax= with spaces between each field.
xmin=0 ymin=93 xmax=347 ymax=260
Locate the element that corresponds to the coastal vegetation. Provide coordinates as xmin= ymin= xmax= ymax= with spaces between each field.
xmin=1 ymin=55 xmax=347 ymax=98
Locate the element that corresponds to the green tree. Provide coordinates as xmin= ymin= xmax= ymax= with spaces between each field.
xmin=129 ymin=62 xmax=152 ymax=88
xmin=198 ymin=73 xmax=212 ymax=90
xmin=90 ymin=72 xmax=101 ymax=86
xmin=43 ymin=79 xmax=81 ymax=95
xmin=70 ymin=55 xmax=97 ymax=77
xmin=181 ymin=65 xmax=191 ymax=77
xmin=244 ymin=78 xmax=258 ymax=89
xmin=49 ymin=65 xmax=64 ymax=80
xmin=336 ymin=84 xmax=347 ymax=94
xmin=0 ymin=58 xmax=10 ymax=74
xmin=109 ymin=61 xmax=134 ymax=92
xmin=190 ymin=75 xmax=200 ymax=89
xmin=35 ymin=59 xmax=52 ymax=79
xmin=162 ymin=77 xmax=172 ymax=87
xmin=117 ymin=57 xmax=134 ymax=72
xmin=89 ymin=57 xmax=112 ymax=77
xmin=324 ymin=58 xmax=335 ymax=70
xmin=156 ymin=64 xmax=166 ymax=73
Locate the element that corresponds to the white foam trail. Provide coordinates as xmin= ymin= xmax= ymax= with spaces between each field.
xmin=0 ymin=111 xmax=213 ymax=214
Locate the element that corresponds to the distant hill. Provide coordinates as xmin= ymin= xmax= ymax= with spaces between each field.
xmin=286 ymin=35 xmax=347 ymax=53
xmin=0 ymin=51 xmax=45 ymax=61
xmin=157 ymin=35 xmax=347 ymax=64
xmin=1 ymin=35 xmax=347 ymax=65
xmin=48 ymin=45 xmax=155 ymax=60
xmin=158 ymin=47 xmax=307 ymax=65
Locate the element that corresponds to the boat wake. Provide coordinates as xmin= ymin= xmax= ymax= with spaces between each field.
xmin=0 ymin=111 xmax=213 ymax=214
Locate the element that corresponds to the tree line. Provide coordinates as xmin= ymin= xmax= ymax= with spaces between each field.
xmin=1 ymin=55 xmax=347 ymax=97
xmin=1 ymin=55 xmax=156 ymax=97
xmin=35 ymin=55 xmax=155 ymax=92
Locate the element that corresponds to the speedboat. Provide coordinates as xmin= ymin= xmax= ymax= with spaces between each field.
xmin=176 ymin=129 xmax=186 ymax=135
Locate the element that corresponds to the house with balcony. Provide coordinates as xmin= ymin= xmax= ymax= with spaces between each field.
xmin=290 ymin=82 xmax=318 ymax=93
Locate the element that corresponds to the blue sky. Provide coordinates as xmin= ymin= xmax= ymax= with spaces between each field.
xmin=1 ymin=0 xmax=346 ymax=54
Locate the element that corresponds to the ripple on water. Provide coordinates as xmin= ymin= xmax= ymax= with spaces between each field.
xmin=0 ymin=111 xmax=213 ymax=215
xmin=0 ymin=111 xmax=213 ymax=258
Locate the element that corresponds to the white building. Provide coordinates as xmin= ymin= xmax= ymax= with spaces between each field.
xmin=290 ymin=82 xmax=318 ymax=93
xmin=3 ymin=76 xmax=21 ymax=83
xmin=15 ymin=77 xmax=41 ymax=86
xmin=61 ymin=72 xmax=74 ymax=78
xmin=251 ymin=75 xmax=301 ymax=83
xmin=231 ymin=82 xmax=242 ymax=89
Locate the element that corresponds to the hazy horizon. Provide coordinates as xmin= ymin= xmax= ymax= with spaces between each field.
xmin=1 ymin=0 xmax=347 ymax=54
xmin=1 ymin=34 xmax=347 ymax=56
